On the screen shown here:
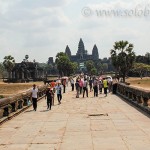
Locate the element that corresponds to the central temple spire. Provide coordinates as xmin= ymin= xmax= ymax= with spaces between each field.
xmin=64 ymin=38 xmax=100 ymax=63
xmin=92 ymin=44 xmax=99 ymax=60
xmin=76 ymin=38 xmax=85 ymax=56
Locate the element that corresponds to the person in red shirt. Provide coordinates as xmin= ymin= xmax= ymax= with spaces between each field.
xmin=51 ymin=80 xmax=55 ymax=88
xmin=79 ymin=78 xmax=83 ymax=94
xmin=50 ymin=80 xmax=55 ymax=105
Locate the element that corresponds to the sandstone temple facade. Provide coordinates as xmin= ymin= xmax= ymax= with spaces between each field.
xmin=65 ymin=38 xmax=99 ymax=63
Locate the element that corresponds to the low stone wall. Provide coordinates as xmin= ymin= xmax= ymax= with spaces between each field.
xmin=0 ymin=85 xmax=47 ymax=124
xmin=117 ymin=83 xmax=150 ymax=114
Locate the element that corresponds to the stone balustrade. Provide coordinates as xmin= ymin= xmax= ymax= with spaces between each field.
xmin=0 ymin=85 xmax=47 ymax=121
xmin=117 ymin=83 xmax=150 ymax=114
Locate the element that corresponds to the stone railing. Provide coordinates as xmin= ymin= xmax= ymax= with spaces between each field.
xmin=0 ymin=85 xmax=47 ymax=123
xmin=117 ymin=83 xmax=150 ymax=114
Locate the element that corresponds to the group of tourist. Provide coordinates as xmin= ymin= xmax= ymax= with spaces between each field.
xmin=74 ymin=75 xmax=112 ymax=98
xmin=31 ymin=75 xmax=113 ymax=111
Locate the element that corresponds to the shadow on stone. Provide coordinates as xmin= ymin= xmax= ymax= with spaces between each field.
xmin=25 ymin=110 xmax=34 ymax=113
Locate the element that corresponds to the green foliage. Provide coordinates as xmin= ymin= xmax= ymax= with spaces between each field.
xmin=55 ymin=52 xmax=78 ymax=76
xmin=132 ymin=63 xmax=150 ymax=78
xmin=91 ymin=68 xmax=97 ymax=75
xmin=67 ymin=62 xmax=78 ymax=76
xmin=38 ymin=63 xmax=53 ymax=75
xmin=110 ymin=41 xmax=135 ymax=82
xmin=0 ymin=63 xmax=5 ymax=78
xmin=85 ymin=60 xmax=95 ymax=75
xmin=3 ymin=55 xmax=15 ymax=79
xmin=0 ymin=95 xmax=4 ymax=99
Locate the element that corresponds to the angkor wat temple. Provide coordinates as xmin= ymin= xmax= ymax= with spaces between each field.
xmin=65 ymin=38 xmax=99 ymax=63
xmin=9 ymin=61 xmax=45 ymax=82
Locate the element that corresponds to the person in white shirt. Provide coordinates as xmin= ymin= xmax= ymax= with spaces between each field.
xmin=70 ymin=78 xmax=74 ymax=91
xmin=31 ymin=84 xmax=38 ymax=111
xmin=55 ymin=83 xmax=62 ymax=105
xmin=83 ymin=78 xmax=88 ymax=98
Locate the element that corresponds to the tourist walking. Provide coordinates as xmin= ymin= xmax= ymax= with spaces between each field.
xmin=75 ymin=79 xmax=80 ymax=98
xmin=70 ymin=78 xmax=75 ymax=91
xmin=93 ymin=78 xmax=98 ymax=97
xmin=107 ymin=78 xmax=112 ymax=93
xmin=83 ymin=78 xmax=88 ymax=98
xmin=103 ymin=78 xmax=108 ymax=96
xmin=31 ymin=84 xmax=38 ymax=111
xmin=45 ymin=88 xmax=54 ymax=110
xmin=79 ymin=78 xmax=83 ymax=94
xmin=51 ymin=80 xmax=56 ymax=105
xmin=62 ymin=79 xmax=66 ymax=93
xmin=99 ymin=79 xmax=103 ymax=94
xmin=55 ymin=83 xmax=62 ymax=104
xmin=89 ymin=77 xmax=93 ymax=92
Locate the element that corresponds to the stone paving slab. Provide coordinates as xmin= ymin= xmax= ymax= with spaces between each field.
xmin=0 ymin=87 xmax=150 ymax=150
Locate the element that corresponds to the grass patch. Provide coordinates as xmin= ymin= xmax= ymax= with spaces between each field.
xmin=126 ymin=77 xmax=150 ymax=90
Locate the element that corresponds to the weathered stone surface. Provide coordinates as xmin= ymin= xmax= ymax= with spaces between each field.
xmin=0 ymin=86 xmax=150 ymax=150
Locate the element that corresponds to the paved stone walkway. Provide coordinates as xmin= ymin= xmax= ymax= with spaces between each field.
xmin=0 ymin=86 xmax=150 ymax=150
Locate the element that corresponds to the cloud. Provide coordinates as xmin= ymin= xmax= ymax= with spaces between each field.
xmin=0 ymin=0 xmax=150 ymax=63
xmin=0 ymin=0 xmax=72 ymax=62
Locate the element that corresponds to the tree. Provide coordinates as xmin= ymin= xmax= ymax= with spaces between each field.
xmin=3 ymin=55 xmax=15 ymax=79
xmin=96 ymin=62 xmax=108 ymax=74
xmin=110 ymin=41 xmax=135 ymax=82
xmin=55 ymin=52 xmax=70 ymax=76
xmin=91 ymin=68 xmax=97 ymax=75
xmin=55 ymin=52 xmax=73 ymax=76
xmin=25 ymin=55 xmax=29 ymax=62
xmin=38 ymin=63 xmax=52 ymax=75
xmin=0 ymin=63 xmax=5 ymax=78
xmin=132 ymin=63 xmax=150 ymax=79
xmin=85 ymin=60 xmax=95 ymax=75
xmin=145 ymin=52 xmax=150 ymax=64
xmin=67 ymin=62 xmax=78 ymax=76
xmin=103 ymin=63 xmax=108 ymax=72
xmin=136 ymin=55 xmax=149 ymax=64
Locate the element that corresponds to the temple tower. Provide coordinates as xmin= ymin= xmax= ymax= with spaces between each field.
xmin=65 ymin=45 xmax=71 ymax=58
xmin=92 ymin=44 xmax=99 ymax=60
xmin=76 ymin=38 xmax=86 ymax=59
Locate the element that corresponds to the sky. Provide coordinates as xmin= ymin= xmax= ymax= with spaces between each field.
xmin=0 ymin=0 xmax=150 ymax=63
